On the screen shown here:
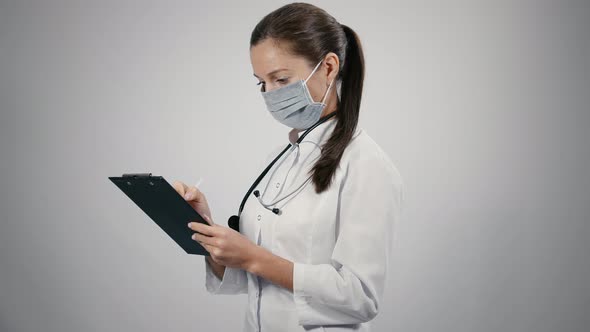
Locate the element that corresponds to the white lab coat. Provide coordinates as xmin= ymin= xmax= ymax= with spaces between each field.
xmin=205 ymin=117 xmax=404 ymax=331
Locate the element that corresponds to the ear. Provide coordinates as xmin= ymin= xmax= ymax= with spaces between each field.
xmin=322 ymin=52 xmax=340 ymax=85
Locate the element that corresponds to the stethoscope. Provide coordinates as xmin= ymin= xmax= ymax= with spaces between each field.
xmin=227 ymin=111 xmax=337 ymax=232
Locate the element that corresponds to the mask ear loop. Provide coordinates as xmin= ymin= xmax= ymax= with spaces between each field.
xmin=320 ymin=78 xmax=335 ymax=104
xmin=304 ymin=60 xmax=324 ymax=84
xmin=304 ymin=59 xmax=335 ymax=105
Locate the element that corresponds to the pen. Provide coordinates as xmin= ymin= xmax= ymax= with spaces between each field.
xmin=195 ymin=177 xmax=203 ymax=190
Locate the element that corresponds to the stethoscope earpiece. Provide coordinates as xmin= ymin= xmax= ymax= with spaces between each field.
xmin=254 ymin=189 xmax=283 ymax=215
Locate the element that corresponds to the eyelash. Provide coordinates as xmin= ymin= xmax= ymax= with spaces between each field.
xmin=256 ymin=78 xmax=288 ymax=86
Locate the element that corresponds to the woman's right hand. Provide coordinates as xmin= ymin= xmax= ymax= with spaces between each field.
xmin=172 ymin=180 xmax=227 ymax=276
xmin=172 ymin=180 xmax=212 ymax=221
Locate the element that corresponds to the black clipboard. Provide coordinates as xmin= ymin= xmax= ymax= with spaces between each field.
xmin=108 ymin=173 xmax=209 ymax=255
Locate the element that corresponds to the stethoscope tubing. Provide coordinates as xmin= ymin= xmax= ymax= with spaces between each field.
xmin=237 ymin=111 xmax=337 ymax=216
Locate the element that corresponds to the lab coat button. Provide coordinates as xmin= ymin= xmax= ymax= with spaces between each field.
xmin=257 ymin=215 xmax=261 ymax=221
xmin=275 ymin=182 xmax=280 ymax=188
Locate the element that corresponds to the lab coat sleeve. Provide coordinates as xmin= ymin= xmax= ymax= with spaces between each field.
xmin=292 ymin=152 xmax=403 ymax=325
xmin=205 ymin=256 xmax=248 ymax=294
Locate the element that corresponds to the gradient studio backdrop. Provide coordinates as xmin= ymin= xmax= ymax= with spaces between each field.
xmin=1 ymin=1 xmax=589 ymax=331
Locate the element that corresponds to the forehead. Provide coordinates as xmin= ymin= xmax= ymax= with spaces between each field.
xmin=250 ymin=39 xmax=308 ymax=77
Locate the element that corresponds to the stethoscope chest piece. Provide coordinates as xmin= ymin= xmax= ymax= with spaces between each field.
xmin=228 ymin=215 xmax=240 ymax=232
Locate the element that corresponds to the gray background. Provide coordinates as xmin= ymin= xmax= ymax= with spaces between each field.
xmin=1 ymin=0 xmax=588 ymax=331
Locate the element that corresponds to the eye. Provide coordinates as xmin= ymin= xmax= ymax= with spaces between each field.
xmin=276 ymin=78 xmax=289 ymax=84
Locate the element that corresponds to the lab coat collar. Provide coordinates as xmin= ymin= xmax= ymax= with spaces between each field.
xmin=288 ymin=116 xmax=337 ymax=145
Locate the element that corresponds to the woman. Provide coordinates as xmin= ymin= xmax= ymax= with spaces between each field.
xmin=174 ymin=3 xmax=404 ymax=331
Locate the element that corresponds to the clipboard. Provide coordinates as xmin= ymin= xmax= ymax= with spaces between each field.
xmin=108 ymin=173 xmax=209 ymax=255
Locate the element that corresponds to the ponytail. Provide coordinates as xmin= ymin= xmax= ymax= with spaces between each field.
xmin=310 ymin=24 xmax=365 ymax=193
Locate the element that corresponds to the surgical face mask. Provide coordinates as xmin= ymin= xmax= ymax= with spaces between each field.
xmin=261 ymin=59 xmax=334 ymax=130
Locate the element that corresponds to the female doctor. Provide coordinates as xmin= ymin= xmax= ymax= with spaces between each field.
xmin=174 ymin=3 xmax=403 ymax=331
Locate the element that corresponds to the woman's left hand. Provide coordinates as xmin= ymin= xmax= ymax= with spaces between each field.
xmin=188 ymin=215 xmax=258 ymax=271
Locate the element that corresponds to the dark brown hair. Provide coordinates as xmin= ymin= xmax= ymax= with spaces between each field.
xmin=250 ymin=2 xmax=365 ymax=193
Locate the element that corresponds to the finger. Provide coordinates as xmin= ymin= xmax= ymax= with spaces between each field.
xmin=188 ymin=222 xmax=218 ymax=236
xmin=172 ymin=180 xmax=189 ymax=196
xmin=206 ymin=246 xmax=223 ymax=263
xmin=193 ymin=235 xmax=218 ymax=256
xmin=192 ymin=232 xmax=217 ymax=247
xmin=188 ymin=221 xmax=207 ymax=235
xmin=184 ymin=185 xmax=204 ymax=201
xmin=200 ymin=241 xmax=215 ymax=254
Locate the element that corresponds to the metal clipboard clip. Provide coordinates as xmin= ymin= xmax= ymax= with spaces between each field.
xmin=122 ymin=173 xmax=153 ymax=178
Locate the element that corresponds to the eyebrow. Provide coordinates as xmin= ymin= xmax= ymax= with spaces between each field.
xmin=253 ymin=68 xmax=290 ymax=79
